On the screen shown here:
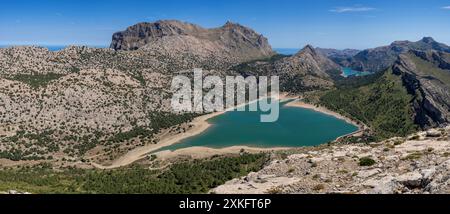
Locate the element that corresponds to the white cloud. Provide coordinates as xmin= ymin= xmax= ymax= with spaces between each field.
xmin=330 ymin=7 xmax=375 ymax=13
xmin=442 ymin=6 xmax=450 ymax=9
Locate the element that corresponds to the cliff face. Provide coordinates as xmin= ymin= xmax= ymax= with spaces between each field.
xmin=345 ymin=37 xmax=450 ymax=72
xmin=393 ymin=50 xmax=450 ymax=128
xmin=110 ymin=20 xmax=275 ymax=63
xmin=110 ymin=20 xmax=204 ymax=51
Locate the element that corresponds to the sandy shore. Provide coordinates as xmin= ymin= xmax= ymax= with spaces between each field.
xmin=153 ymin=146 xmax=290 ymax=160
xmin=92 ymin=111 xmax=226 ymax=169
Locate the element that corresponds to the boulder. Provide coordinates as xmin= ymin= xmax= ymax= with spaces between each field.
xmin=396 ymin=172 xmax=423 ymax=188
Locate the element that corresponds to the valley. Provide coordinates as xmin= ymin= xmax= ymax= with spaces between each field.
xmin=0 ymin=19 xmax=449 ymax=194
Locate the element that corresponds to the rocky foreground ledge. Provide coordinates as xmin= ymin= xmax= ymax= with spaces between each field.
xmin=212 ymin=126 xmax=450 ymax=194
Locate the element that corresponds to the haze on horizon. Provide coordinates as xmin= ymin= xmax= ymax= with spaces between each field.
xmin=1 ymin=0 xmax=450 ymax=50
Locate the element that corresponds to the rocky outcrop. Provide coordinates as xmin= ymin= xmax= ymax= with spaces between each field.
xmin=212 ymin=126 xmax=450 ymax=194
xmin=345 ymin=37 xmax=450 ymax=72
xmin=110 ymin=20 xmax=275 ymax=63
xmin=392 ymin=50 xmax=450 ymax=128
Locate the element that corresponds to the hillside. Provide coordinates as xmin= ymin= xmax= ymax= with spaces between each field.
xmin=0 ymin=20 xmax=278 ymax=166
xmin=343 ymin=37 xmax=450 ymax=72
xmin=0 ymin=153 xmax=268 ymax=194
xmin=319 ymin=50 xmax=450 ymax=139
xmin=230 ymin=45 xmax=341 ymax=92
xmin=320 ymin=68 xmax=418 ymax=139
xmin=393 ymin=50 xmax=450 ymax=127
xmin=213 ymin=126 xmax=450 ymax=194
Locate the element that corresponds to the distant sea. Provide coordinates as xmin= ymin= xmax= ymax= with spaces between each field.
xmin=0 ymin=45 xmax=108 ymax=51
xmin=274 ymin=48 xmax=299 ymax=55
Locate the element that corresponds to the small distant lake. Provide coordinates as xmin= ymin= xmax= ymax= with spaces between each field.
xmin=341 ymin=67 xmax=372 ymax=78
xmin=157 ymin=100 xmax=358 ymax=152
xmin=274 ymin=48 xmax=299 ymax=55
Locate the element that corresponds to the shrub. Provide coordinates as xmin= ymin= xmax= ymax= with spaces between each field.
xmin=358 ymin=157 xmax=376 ymax=166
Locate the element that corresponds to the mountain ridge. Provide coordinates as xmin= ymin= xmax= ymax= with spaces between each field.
xmin=393 ymin=50 xmax=450 ymax=128
xmin=343 ymin=37 xmax=450 ymax=72
xmin=110 ymin=20 xmax=275 ymax=64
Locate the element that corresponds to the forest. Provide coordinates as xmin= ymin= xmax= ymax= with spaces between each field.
xmin=320 ymin=69 xmax=418 ymax=139
xmin=0 ymin=153 xmax=268 ymax=194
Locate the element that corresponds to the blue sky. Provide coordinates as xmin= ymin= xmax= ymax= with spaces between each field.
xmin=1 ymin=0 xmax=450 ymax=49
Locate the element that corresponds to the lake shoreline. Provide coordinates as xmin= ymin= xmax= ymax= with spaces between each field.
xmin=92 ymin=93 xmax=363 ymax=169
xmin=150 ymin=94 xmax=365 ymax=159
xmin=153 ymin=146 xmax=290 ymax=160
xmin=92 ymin=94 xmax=283 ymax=169
xmin=284 ymin=100 xmax=363 ymax=129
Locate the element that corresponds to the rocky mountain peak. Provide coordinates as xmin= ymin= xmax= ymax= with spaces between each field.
xmin=276 ymin=44 xmax=340 ymax=83
xmin=345 ymin=37 xmax=450 ymax=72
xmin=391 ymin=40 xmax=411 ymax=46
xmin=296 ymin=45 xmax=316 ymax=56
xmin=420 ymin=37 xmax=436 ymax=44
xmin=110 ymin=19 xmax=275 ymax=63
xmin=223 ymin=20 xmax=239 ymax=28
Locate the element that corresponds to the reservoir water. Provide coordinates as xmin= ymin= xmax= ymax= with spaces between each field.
xmin=157 ymin=100 xmax=359 ymax=152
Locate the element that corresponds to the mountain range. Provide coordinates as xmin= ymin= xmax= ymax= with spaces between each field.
xmin=111 ymin=20 xmax=275 ymax=64
xmin=339 ymin=37 xmax=450 ymax=72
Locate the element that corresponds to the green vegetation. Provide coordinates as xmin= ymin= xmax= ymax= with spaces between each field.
xmin=0 ymin=153 xmax=268 ymax=194
xmin=280 ymin=74 xmax=326 ymax=92
xmin=358 ymin=157 xmax=376 ymax=166
xmin=149 ymin=112 xmax=199 ymax=132
xmin=0 ymin=130 xmax=59 ymax=161
xmin=9 ymin=73 xmax=65 ymax=89
xmin=320 ymin=69 xmax=418 ymax=139
xmin=107 ymin=112 xmax=199 ymax=145
xmin=107 ymin=126 xmax=153 ymax=144
xmin=231 ymin=54 xmax=289 ymax=75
